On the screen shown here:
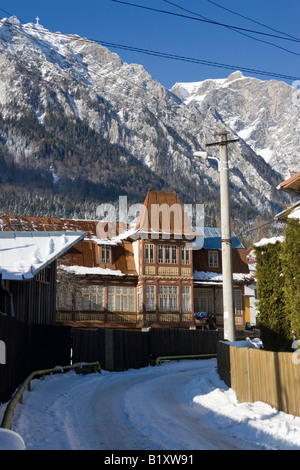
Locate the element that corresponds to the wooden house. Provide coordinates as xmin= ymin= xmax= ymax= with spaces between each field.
xmin=275 ymin=170 xmax=300 ymax=221
xmin=0 ymin=231 xmax=86 ymax=324
xmin=192 ymin=228 xmax=252 ymax=329
xmin=0 ymin=190 xmax=251 ymax=330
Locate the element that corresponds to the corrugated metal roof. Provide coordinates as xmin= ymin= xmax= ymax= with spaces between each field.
xmin=194 ymin=227 xmax=244 ymax=250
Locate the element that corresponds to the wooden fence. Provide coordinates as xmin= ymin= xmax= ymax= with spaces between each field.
xmin=0 ymin=314 xmax=71 ymax=403
xmin=217 ymin=341 xmax=300 ymax=417
xmin=1 ymin=312 xmax=220 ymax=403
xmin=72 ymin=327 xmax=220 ymax=371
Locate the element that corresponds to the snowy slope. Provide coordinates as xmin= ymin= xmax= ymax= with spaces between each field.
xmin=1 ymin=359 xmax=300 ymax=450
xmin=0 ymin=17 xmax=293 ymax=221
xmin=171 ymin=71 xmax=300 ymax=178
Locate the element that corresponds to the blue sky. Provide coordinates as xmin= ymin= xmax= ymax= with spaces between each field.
xmin=1 ymin=0 xmax=299 ymax=89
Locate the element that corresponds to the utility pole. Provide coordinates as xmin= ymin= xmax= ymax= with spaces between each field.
xmin=206 ymin=130 xmax=239 ymax=342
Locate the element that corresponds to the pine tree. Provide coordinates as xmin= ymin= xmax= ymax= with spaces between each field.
xmin=281 ymin=218 xmax=300 ymax=340
xmin=255 ymin=241 xmax=292 ymax=351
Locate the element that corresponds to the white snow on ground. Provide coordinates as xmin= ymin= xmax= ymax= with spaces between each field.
xmin=1 ymin=359 xmax=300 ymax=451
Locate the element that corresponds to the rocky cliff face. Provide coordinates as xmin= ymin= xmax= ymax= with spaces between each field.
xmin=0 ymin=16 xmax=295 ymax=228
xmin=171 ymin=71 xmax=299 ymax=178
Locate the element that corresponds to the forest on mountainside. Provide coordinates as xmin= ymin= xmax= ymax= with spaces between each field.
xmin=0 ymin=109 xmax=283 ymax=247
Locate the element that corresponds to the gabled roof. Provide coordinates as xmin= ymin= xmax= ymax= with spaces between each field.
xmin=274 ymin=200 xmax=300 ymax=221
xmin=0 ymin=215 xmax=133 ymax=245
xmin=135 ymin=190 xmax=201 ymax=239
xmin=0 ymin=231 xmax=86 ymax=280
xmin=277 ymin=171 xmax=300 ymax=195
xmin=0 ymin=215 xmax=138 ymax=276
xmin=0 ymin=215 xmax=98 ymax=234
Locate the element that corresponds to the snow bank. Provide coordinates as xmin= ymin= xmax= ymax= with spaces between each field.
xmin=222 ymin=337 xmax=263 ymax=349
xmin=1 ymin=360 xmax=300 ymax=450
xmin=0 ymin=429 xmax=25 ymax=450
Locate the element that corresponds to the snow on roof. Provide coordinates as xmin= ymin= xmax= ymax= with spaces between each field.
xmin=288 ymin=206 xmax=300 ymax=220
xmin=59 ymin=264 xmax=125 ymax=277
xmin=0 ymin=231 xmax=86 ymax=280
xmin=254 ymin=236 xmax=285 ymax=248
xmin=193 ymin=271 xmax=254 ymax=284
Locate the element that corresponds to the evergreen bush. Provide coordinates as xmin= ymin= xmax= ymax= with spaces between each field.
xmin=281 ymin=218 xmax=300 ymax=340
xmin=255 ymin=217 xmax=300 ymax=351
xmin=255 ymin=240 xmax=291 ymax=351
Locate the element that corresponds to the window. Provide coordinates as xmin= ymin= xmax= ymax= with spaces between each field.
xmin=194 ymin=288 xmax=213 ymax=313
xmin=208 ymin=250 xmax=219 ymax=268
xmin=215 ymin=288 xmax=223 ymax=315
xmin=137 ymin=286 xmax=143 ymax=312
xmin=76 ymin=285 xmax=104 ymax=311
xmin=146 ymin=285 xmax=156 ymax=312
xmin=158 ymin=286 xmax=178 ymax=311
xmin=108 ymin=286 xmax=135 ymax=312
xmin=158 ymin=245 xmax=177 ymax=264
xmin=181 ymin=286 xmax=191 ymax=312
xmin=172 ymin=246 xmax=177 ymax=264
xmin=100 ymin=246 xmax=111 ymax=264
xmin=215 ymin=289 xmax=243 ymax=315
xmin=233 ymin=290 xmax=243 ymax=315
xmin=57 ymin=289 xmax=73 ymax=310
xmin=144 ymin=244 xmax=154 ymax=263
xmin=181 ymin=246 xmax=190 ymax=265
xmin=158 ymin=244 xmax=163 ymax=263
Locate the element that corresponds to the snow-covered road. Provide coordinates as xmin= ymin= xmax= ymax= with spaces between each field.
xmin=2 ymin=359 xmax=300 ymax=450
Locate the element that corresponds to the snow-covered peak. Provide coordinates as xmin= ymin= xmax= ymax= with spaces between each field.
xmin=224 ymin=70 xmax=245 ymax=83
xmin=0 ymin=16 xmax=295 ymax=225
xmin=170 ymin=71 xmax=299 ymax=177
xmin=0 ymin=15 xmax=21 ymax=26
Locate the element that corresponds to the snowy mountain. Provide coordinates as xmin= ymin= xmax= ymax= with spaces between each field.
xmin=171 ymin=71 xmax=299 ymax=177
xmin=0 ymin=16 xmax=295 ymax=229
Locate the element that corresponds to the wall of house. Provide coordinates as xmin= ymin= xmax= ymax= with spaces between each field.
xmin=0 ymin=262 xmax=57 ymax=325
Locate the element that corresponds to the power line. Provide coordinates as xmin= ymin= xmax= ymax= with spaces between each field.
xmin=1 ymin=12 xmax=298 ymax=82
xmin=97 ymin=40 xmax=299 ymax=81
xmin=206 ymin=0 xmax=300 ymax=42
xmin=161 ymin=0 xmax=300 ymax=57
xmin=236 ymin=218 xmax=281 ymax=239
xmin=0 ymin=11 xmax=291 ymax=223
xmin=110 ymin=0 xmax=300 ymax=43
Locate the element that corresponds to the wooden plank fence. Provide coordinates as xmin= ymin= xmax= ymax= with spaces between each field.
xmin=217 ymin=341 xmax=300 ymax=417
xmin=0 ymin=314 xmax=71 ymax=403
xmin=72 ymin=327 xmax=220 ymax=371
xmin=1 ymin=313 xmax=220 ymax=403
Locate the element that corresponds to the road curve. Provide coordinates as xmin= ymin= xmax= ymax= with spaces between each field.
xmin=64 ymin=361 xmax=255 ymax=450
xmin=13 ymin=360 xmax=265 ymax=450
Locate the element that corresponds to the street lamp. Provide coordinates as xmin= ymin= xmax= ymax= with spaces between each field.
xmin=194 ymin=130 xmax=239 ymax=342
